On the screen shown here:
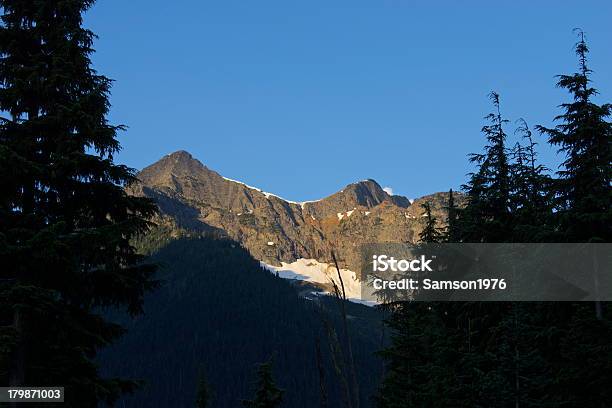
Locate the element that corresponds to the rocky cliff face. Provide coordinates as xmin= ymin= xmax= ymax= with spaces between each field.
xmin=130 ymin=150 xmax=458 ymax=270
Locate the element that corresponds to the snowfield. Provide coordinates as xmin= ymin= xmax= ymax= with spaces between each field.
xmin=260 ymin=258 xmax=375 ymax=305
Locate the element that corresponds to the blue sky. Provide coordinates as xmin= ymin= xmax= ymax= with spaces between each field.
xmin=86 ymin=1 xmax=611 ymax=200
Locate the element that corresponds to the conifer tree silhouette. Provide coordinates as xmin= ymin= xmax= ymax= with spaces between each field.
xmin=0 ymin=1 xmax=157 ymax=405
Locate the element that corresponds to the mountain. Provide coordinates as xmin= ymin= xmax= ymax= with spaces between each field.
xmin=99 ymin=150 xmax=456 ymax=406
xmin=130 ymin=150 xmax=457 ymax=276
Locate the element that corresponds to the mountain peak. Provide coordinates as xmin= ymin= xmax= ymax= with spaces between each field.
xmin=158 ymin=150 xmax=207 ymax=171
xmin=167 ymin=150 xmax=195 ymax=160
xmin=350 ymin=179 xmax=381 ymax=189
xmin=344 ymin=179 xmax=385 ymax=199
xmin=137 ymin=150 xmax=215 ymax=189
xmin=347 ymin=179 xmax=411 ymax=207
xmin=164 ymin=150 xmax=204 ymax=169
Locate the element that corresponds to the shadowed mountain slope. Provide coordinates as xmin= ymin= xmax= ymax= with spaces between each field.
xmin=100 ymin=237 xmax=383 ymax=408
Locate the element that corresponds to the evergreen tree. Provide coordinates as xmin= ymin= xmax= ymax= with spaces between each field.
xmin=509 ymin=120 xmax=554 ymax=241
xmin=533 ymin=31 xmax=612 ymax=406
xmin=458 ymin=156 xmax=489 ymax=241
xmin=444 ymin=189 xmax=460 ymax=242
xmin=242 ymin=361 xmax=284 ymax=408
xmin=0 ymin=1 xmax=157 ymax=406
xmin=552 ymin=304 xmax=612 ymax=406
xmin=459 ymin=92 xmax=512 ymax=242
xmin=484 ymin=92 xmax=512 ymax=223
xmin=536 ymin=30 xmax=612 ymax=242
xmin=510 ymin=141 xmax=529 ymax=210
xmin=375 ymin=303 xmax=467 ymax=408
xmin=418 ymin=202 xmax=443 ymax=243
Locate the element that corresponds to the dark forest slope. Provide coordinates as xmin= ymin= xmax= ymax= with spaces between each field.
xmin=99 ymin=237 xmax=383 ymax=407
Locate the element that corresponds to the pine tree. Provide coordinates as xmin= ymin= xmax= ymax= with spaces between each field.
xmin=459 ymin=92 xmax=512 ymax=242
xmin=418 ymin=202 xmax=443 ymax=243
xmin=242 ymin=361 xmax=284 ymax=408
xmin=0 ymin=1 xmax=157 ymax=406
xmin=484 ymin=92 xmax=512 ymax=222
xmin=458 ymin=156 xmax=489 ymax=241
xmin=444 ymin=189 xmax=460 ymax=242
xmin=536 ymin=30 xmax=612 ymax=242
xmin=376 ymin=302 xmax=481 ymax=408
xmin=534 ymin=31 xmax=612 ymax=406
xmin=509 ymin=120 xmax=554 ymax=241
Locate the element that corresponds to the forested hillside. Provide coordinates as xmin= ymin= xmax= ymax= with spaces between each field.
xmin=100 ymin=235 xmax=383 ymax=407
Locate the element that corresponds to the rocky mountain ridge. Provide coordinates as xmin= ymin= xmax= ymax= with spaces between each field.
xmin=129 ymin=150 xmax=457 ymax=271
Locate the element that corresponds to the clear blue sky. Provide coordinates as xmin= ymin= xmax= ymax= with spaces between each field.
xmin=85 ymin=1 xmax=611 ymax=200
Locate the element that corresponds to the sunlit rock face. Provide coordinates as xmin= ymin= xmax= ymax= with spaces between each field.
xmin=130 ymin=150 xmax=461 ymax=271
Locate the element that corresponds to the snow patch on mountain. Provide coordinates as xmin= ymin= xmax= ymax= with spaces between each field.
xmin=260 ymin=258 xmax=370 ymax=304
xmin=337 ymin=208 xmax=357 ymax=220
xmin=221 ymin=176 xmax=321 ymax=208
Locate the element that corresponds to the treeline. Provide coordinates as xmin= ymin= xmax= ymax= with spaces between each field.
xmin=377 ymin=32 xmax=612 ymax=408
